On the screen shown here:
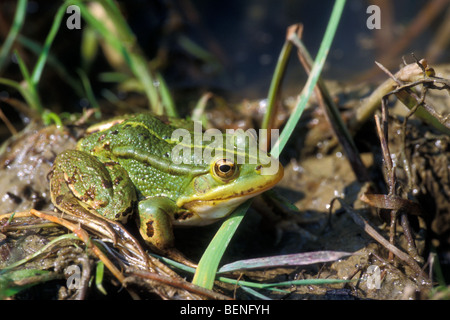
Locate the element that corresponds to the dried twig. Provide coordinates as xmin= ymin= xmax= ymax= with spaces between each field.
xmin=1 ymin=209 xmax=221 ymax=299
xmin=29 ymin=209 xmax=126 ymax=283
xmin=289 ymin=24 xmax=370 ymax=182
xmin=332 ymin=198 xmax=428 ymax=280
xmin=353 ymin=58 xmax=450 ymax=135
xmin=358 ymin=62 xmax=431 ymax=264
xmin=126 ymin=270 xmax=233 ymax=300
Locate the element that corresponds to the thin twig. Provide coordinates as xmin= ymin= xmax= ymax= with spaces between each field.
xmin=333 ymin=198 xmax=428 ymax=280
xmin=0 ymin=106 xmax=18 ymax=135
xmin=29 ymin=209 xmax=126 ymax=283
xmin=375 ymin=113 xmax=395 ymax=194
xmin=291 ymin=27 xmax=370 ymax=182
xmin=127 ymin=269 xmax=233 ymax=300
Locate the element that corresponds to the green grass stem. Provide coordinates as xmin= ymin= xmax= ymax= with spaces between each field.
xmin=30 ymin=4 xmax=66 ymax=86
xmin=191 ymin=0 xmax=346 ymax=290
xmin=0 ymin=234 xmax=79 ymax=273
xmin=271 ymin=0 xmax=346 ymax=158
xmin=68 ymin=0 xmax=173 ymax=115
xmin=261 ymin=37 xmax=292 ymax=131
xmin=192 ymin=200 xmax=251 ymax=289
xmin=0 ymin=0 xmax=27 ymax=72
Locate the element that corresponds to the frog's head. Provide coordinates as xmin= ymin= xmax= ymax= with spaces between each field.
xmin=175 ymin=131 xmax=283 ymax=226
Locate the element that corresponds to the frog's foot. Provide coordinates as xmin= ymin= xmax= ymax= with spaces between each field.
xmin=49 ymin=150 xmax=137 ymax=245
xmin=52 ymin=192 xmax=120 ymax=244
xmin=136 ymin=197 xmax=199 ymax=267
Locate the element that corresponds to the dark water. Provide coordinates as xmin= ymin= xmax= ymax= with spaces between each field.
xmin=145 ymin=0 xmax=446 ymax=101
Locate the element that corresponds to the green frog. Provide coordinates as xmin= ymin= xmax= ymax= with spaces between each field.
xmin=49 ymin=113 xmax=283 ymax=259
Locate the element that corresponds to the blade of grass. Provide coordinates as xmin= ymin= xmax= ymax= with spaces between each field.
xmin=0 ymin=0 xmax=27 ymax=72
xmin=41 ymin=111 xmax=63 ymax=127
xmin=0 ymin=78 xmax=33 ymax=108
xmin=155 ymin=72 xmax=177 ymax=117
xmin=95 ymin=261 xmax=107 ymax=295
xmin=177 ymin=35 xmax=220 ymax=67
xmin=192 ymin=0 xmax=346 ymax=290
xmin=430 ymin=248 xmax=446 ymax=288
xmin=218 ymin=276 xmax=352 ymax=290
xmin=78 ymin=69 xmax=101 ymax=118
xmin=217 ymin=251 xmax=352 ymax=274
xmin=151 ymin=251 xmax=350 ymax=299
xmin=290 ymin=32 xmax=370 ymax=182
xmin=271 ymin=0 xmax=346 ymax=158
xmin=261 ymin=26 xmax=295 ymax=131
xmin=0 ymin=269 xmax=61 ymax=299
xmin=101 ymin=0 xmax=178 ymax=117
xmin=260 ymin=27 xmax=295 ymax=151
xmin=0 ymin=234 xmax=79 ymax=272
xmin=68 ymin=0 xmax=171 ymax=115
xmin=192 ymin=200 xmax=251 ymax=289
xmin=239 ymin=286 xmax=273 ymax=300
xmin=1 ymin=3 xmax=71 ymax=125
xmin=17 ymin=35 xmax=84 ymax=97
xmin=191 ymin=92 xmax=213 ymax=123
xmin=101 ymin=0 xmax=135 ymax=39
xmin=80 ymin=25 xmax=99 ymax=71
xmin=12 ymin=51 xmax=43 ymax=114
xmin=5 ymin=51 xmax=61 ymax=126
xmin=30 ymin=4 xmax=66 ymax=86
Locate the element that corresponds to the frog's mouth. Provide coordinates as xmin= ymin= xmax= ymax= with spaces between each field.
xmin=175 ymin=164 xmax=283 ymax=226
xmin=175 ymin=189 xmax=264 ymax=226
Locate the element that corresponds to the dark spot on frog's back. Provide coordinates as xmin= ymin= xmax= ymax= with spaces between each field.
xmin=104 ymin=161 xmax=119 ymax=167
xmin=66 ymin=173 xmax=77 ymax=185
xmin=55 ymin=195 xmax=64 ymax=205
xmin=80 ymin=186 xmax=96 ymax=202
xmin=138 ymin=133 xmax=150 ymax=140
xmin=98 ymin=134 xmax=106 ymax=142
xmin=111 ymin=129 xmax=119 ymax=135
xmin=114 ymin=176 xmax=123 ymax=186
xmin=102 ymin=179 xmax=112 ymax=189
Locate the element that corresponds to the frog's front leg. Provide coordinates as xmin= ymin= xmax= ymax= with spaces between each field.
xmin=49 ymin=150 xmax=137 ymax=241
xmin=137 ymin=197 xmax=196 ymax=266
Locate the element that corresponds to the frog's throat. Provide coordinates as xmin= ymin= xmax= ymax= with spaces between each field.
xmin=174 ymin=192 xmax=256 ymax=226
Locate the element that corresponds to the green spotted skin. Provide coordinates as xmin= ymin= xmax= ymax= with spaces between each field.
xmin=50 ymin=113 xmax=283 ymax=253
xmin=77 ymin=113 xmax=209 ymax=200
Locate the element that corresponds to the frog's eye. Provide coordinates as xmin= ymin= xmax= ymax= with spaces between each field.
xmin=213 ymin=158 xmax=238 ymax=180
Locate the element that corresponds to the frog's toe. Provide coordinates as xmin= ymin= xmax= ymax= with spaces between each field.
xmin=52 ymin=191 xmax=120 ymax=244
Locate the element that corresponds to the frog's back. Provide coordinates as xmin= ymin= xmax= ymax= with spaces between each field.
xmin=77 ymin=113 xmax=205 ymax=200
xmin=80 ymin=114 xmax=175 ymax=158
